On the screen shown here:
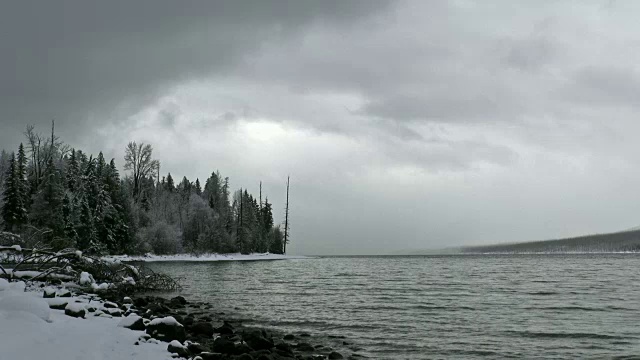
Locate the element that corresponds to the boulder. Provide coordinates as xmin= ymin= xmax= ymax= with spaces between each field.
xmin=328 ymin=352 xmax=344 ymax=359
xmin=283 ymin=334 xmax=295 ymax=340
xmin=275 ymin=342 xmax=293 ymax=355
xmin=191 ymin=322 xmax=215 ymax=337
xmin=187 ymin=342 xmax=209 ymax=355
xmin=243 ymin=330 xmax=274 ymax=351
xmin=255 ymin=354 xmax=274 ymax=360
xmin=118 ymin=315 xmax=146 ymax=331
xmin=273 ymin=348 xmax=296 ymax=358
xmin=43 ymin=287 xmax=56 ymax=298
xmin=122 ymin=297 xmax=133 ymax=304
xmin=106 ymin=308 xmax=123 ymax=317
xmin=64 ymin=303 xmax=86 ymax=318
xmin=295 ymin=343 xmax=315 ymax=352
xmin=133 ymin=297 xmax=148 ymax=307
xmin=199 ymin=353 xmax=224 ymax=360
xmin=215 ymin=321 xmax=235 ymax=335
xmin=211 ymin=337 xmax=236 ymax=354
xmin=103 ymin=301 xmax=118 ymax=309
xmin=167 ymin=340 xmax=189 ymax=358
xmin=235 ymin=342 xmax=254 ymax=355
xmin=57 ymin=290 xmax=71 ymax=298
xmin=171 ymin=295 xmax=187 ymax=305
xmin=235 ymin=354 xmax=254 ymax=360
xmin=48 ymin=298 xmax=69 ymax=310
xmin=183 ymin=316 xmax=194 ymax=326
xmin=146 ymin=316 xmax=186 ymax=342
xmin=250 ymin=350 xmax=272 ymax=358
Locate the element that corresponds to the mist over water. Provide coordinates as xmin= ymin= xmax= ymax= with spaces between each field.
xmin=148 ymin=255 xmax=640 ymax=359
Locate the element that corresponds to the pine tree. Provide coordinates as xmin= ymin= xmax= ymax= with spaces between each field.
xmin=1 ymin=153 xmax=19 ymax=231
xmin=30 ymin=156 xmax=65 ymax=240
xmin=76 ymin=193 xmax=98 ymax=251
xmin=166 ymin=173 xmax=175 ymax=192
xmin=62 ymin=192 xmax=79 ymax=246
xmin=107 ymin=158 xmax=133 ymax=253
xmin=66 ymin=149 xmax=80 ymax=192
xmin=16 ymin=143 xmax=28 ymax=219
xmin=262 ymin=197 xmax=274 ymax=251
xmin=269 ymin=225 xmax=284 ymax=254
xmin=194 ymin=178 xmax=202 ymax=196
xmin=96 ymin=152 xmax=107 ymax=181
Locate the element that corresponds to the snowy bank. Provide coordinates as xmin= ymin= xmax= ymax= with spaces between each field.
xmin=104 ymin=252 xmax=309 ymax=262
xmin=0 ymin=280 xmax=171 ymax=360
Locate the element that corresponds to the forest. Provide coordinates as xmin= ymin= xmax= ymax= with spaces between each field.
xmin=0 ymin=123 xmax=290 ymax=255
xmin=461 ymin=229 xmax=640 ymax=254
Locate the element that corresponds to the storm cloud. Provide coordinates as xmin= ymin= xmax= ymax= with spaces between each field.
xmin=2 ymin=0 xmax=640 ymax=254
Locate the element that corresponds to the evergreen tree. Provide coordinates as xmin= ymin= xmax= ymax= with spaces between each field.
xmin=76 ymin=193 xmax=98 ymax=251
xmin=269 ymin=225 xmax=284 ymax=254
xmin=30 ymin=156 xmax=65 ymax=240
xmin=1 ymin=153 xmax=20 ymax=231
xmin=166 ymin=173 xmax=175 ymax=192
xmin=16 ymin=143 xmax=28 ymax=217
xmin=0 ymin=125 xmax=285 ymax=257
xmin=261 ymin=198 xmax=274 ymax=251
xmin=62 ymin=192 xmax=79 ymax=246
xmin=66 ymin=149 xmax=80 ymax=192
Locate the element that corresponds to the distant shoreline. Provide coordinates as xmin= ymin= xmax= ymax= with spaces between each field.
xmin=103 ymin=252 xmax=309 ymax=263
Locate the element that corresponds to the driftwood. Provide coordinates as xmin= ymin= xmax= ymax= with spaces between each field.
xmin=0 ymin=238 xmax=180 ymax=293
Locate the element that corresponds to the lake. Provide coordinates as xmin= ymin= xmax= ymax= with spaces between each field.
xmin=146 ymin=254 xmax=640 ymax=359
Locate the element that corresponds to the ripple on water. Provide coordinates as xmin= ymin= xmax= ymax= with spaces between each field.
xmin=147 ymin=254 xmax=640 ymax=359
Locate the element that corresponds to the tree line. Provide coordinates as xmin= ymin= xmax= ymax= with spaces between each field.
xmin=0 ymin=123 xmax=290 ymax=255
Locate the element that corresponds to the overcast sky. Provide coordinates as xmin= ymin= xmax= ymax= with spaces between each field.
xmin=3 ymin=0 xmax=640 ymax=254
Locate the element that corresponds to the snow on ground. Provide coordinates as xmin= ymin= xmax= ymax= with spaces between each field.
xmin=0 ymin=282 xmax=172 ymax=360
xmin=104 ymin=252 xmax=308 ymax=262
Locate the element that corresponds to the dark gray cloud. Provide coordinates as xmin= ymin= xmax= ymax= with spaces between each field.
xmin=0 ymin=0 xmax=390 ymax=148
xmin=4 ymin=1 xmax=640 ymax=255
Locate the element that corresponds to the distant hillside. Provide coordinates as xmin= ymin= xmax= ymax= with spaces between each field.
xmin=462 ymin=229 xmax=640 ymax=254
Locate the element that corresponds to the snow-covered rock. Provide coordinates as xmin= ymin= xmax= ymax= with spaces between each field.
xmin=46 ymin=298 xmax=69 ymax=310
xmin=118 ymin=314 xmax=145 ymax=331
xmin=146 ymin=316 xmax=186 ymax=342
xmin=79 ymin=272 xmax=94 ymax=285
xmin=0 ymin=287 xmax=172 ymax=360
xmin=43 ymin=286 xmax=56 ymax=298
xmin=64 ymin=302 xmax=86 ymax=318
xmin=167 ymin=340 xmax=189 ymax=357
xmin=91 ymin=282 xmax=111 ymax=291
xmin=56 ymin=289 xmax=71 ymax=298
xmin=0 ymin=293 xmax=50 ymax=322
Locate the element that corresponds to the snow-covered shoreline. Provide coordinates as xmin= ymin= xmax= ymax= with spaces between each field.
xmin=104 ymin=252 xmax=309 ymax=262
xmin=0 ymin=280 xmax=172 ymax=360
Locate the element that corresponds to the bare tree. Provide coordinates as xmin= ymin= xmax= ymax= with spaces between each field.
xmin=23 ymin=122 xmax=65 ymax=190
xmin=124 ymin=142 xmax=159 ymax=202
xmin=283 ymin=175 xmax=290 ymax=254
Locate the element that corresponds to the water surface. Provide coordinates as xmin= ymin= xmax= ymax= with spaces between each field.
xmin=147 ymin=255 xmax=640 ymax=359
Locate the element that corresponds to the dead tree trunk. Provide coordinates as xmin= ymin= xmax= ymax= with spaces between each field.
xmin=284 ymin=176 xmax=290 ymax=254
